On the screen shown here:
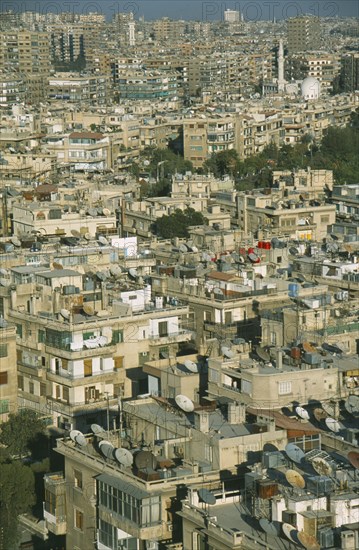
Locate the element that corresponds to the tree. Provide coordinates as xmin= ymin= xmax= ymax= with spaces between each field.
xmin=0 ymin=410 xmax=45 ymax=458
xmin=0 ymin=459 xmax=35 ymax=549
xmin=155 ymin=208 xmax=207 ymax=238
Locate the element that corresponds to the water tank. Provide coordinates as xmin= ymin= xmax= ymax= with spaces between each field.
xmin=318 ymin=528 xmax=334 ymax=549
xmin=288 ymin=283 xmax=299 ymax=297
xmin=307 ymin=476 xmax=333 ymax=495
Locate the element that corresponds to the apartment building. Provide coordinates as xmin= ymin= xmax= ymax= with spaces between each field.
xmin=48 ymin=73 xmax=112 ymax=105
xmin=117 ymin=70 xmax=178 ymax=101
xmin=287 ymin=52 xmax=341 ymax=92
xmin=0 ymin=31 xmax=51 ymax=104
xmin=287 ymin=16 xmax=321 ymax=53
xmin=183 ymin=116 xmax=236 ymax=168
xmin=0 ymin=319 xmax=17 ymax=422
xmin=1 ymin=264 xmax=192 ymax=432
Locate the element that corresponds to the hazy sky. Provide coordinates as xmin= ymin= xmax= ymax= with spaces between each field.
xmin=4 ymin=1 xmax=359 ymax=21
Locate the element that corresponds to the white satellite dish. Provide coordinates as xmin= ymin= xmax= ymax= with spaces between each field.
xmin=69 ymin=430 xmax=82 ymax=442
xmin=128 ymin=268 xmax=137 ymax=279
xmin=98 ymin=235 xmax=109 ymax=246
xmin=84 ymin=232 xmax=91 ymax=241
xmin=99 ymin=440 xmax=115 ymax=459
xmin=11 ymin=236 xmax=21 ymax=247
xmin=96 ymin=310 xmax=109 ymax=318
xmin=103 ymin=208 xmax=111 ymax=217
xmin=175 ymin=394 xmax=194 ymax=413
xmin=184 ymin=360 xmax=198 ymax=373
xmin=282 ymin=523 xmax=298 ymax=543
xmin=110 ymin=265 xmax=122 ymax=277
xmin=221 ymin=346 xmax=235 ymax=359
xmin=91 ymin=424 xmax=105 ymax=434
xmin=179 ymin=244 xmax=188 ymax=253
xmin=114 ymin=447 xmax=133 ymax=467
xmin=75 ymin=433 xmax=87 ymax=447
xmin=325 ymin=417 xmax=342 ymax=433
xmin=295 ymin=406 xmax=310 ymax=421
xmin=60 ymin=309 xmax=70 ymax=320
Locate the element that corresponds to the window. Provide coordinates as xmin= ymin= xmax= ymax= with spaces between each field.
xmin=321 ymin=215 xmax=330 ymax=223
xmin=16 ymin=324 xmax=23 ymax=338
xmin=74 ymin=469 xmax=83 ymax=490
xmin=38 ymin=329 xmax=45 ymax=343
xmin=158 ymin=321 xmax=168 ymax=337
xmin=0 ymin=371 xmax=8 ymax=385
xmin=29 ymin=381 xmax=34 ymax=394
xmin=0 ymin=400 xmax=9 ymax=414
xmin=278 ymin=381 xmax=292 ymax=395
xmin=62 ymin=386 xmax=69 ymax=403
xmin=46 ymin=329 xmax=71 ymax=350
xmin=0 ymin=344 xmax=8 ymax=358
xmin=111 ymin=329 xmax=123 ymax=344
xmin=40 ymin=383 xmax=47 ymax=397
xmin=270 ymin=331 xmax=277 ymax=345
xmin=114 ymin=356 xmax=124 ymax=369
xmin=74 ymin=509 xmax=83 ymax=531
xmin=18 ymin=375 xmax=24 ymax=390
xmin=84 ymin=359 xmax=92 ymax=377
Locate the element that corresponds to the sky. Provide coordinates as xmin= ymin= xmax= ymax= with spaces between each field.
xmin=3 ymin=1 xmax=359 ymax=21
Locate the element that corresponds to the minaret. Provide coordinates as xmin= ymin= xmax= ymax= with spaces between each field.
xmin=278 ymin=39 xmax=285 ymax=92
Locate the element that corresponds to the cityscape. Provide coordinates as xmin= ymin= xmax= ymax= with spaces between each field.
xmin=0 ymin=5 xmax=359 ymax=550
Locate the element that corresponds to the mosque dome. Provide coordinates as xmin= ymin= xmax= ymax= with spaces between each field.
xmin=301 ymin=77 xmax=320 ymax=100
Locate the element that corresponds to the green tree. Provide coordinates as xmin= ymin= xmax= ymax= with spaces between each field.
xmin=0 ymin=410 xmax=45 ymax=458
xmin=0 ymin=458 xmax=35 ymax=549
xmin=155 ymin=208 xmax=207 ymax=238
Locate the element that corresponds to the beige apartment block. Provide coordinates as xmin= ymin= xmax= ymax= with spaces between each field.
xmin=0 ymin=321 xmax=17 ymax=422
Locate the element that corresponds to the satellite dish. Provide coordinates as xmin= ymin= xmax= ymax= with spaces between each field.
xmin=221 ymin=346 xmax=235 ymax=359
xmin=0 ymin=279 xmax=9 ymax=287
xmin=248 ymin=252 xmax=260 ymax=263
xmin=69 ymin=430 xmax=82 ymax=442
xmin=11 ymin=236 xmax=21 ymax=247
xmin=256 ymin=346 xmax=270 ymax=362
xmin=83 ymin=304 xmax=94 ymax=316
xmin=347 ymin=451 xmax=359 ymax=470
xmin=198 ymin=488 xmax=216 ymax=505
xmin=259 ymin=518 xmax=279 ymax=536
xmin=103 ymin=208 xmax=111 ymax=217
xmin=285 ymin=469 xmax=306 ymax=489
xmin=184 ymin=360 xmax=198 ymax=373
xmin=84 ymin=232 xmax=91 ymax=241
xmin=295 ymin=273 xmax=307 ymax=283
xmin=282 ymin=523 xmax=297 ymax=543
xmin=110 ymin=265 xmax=122 ymax=277
xmin=87 ymin=208 xmax=98 ymax=216
xmin=53 ymin=262 xmax=63 ymax=270
xmin=71 ymin=229 xmax=81 ymax=238
xmin=175 ymin=394 xmax=195 ymax=413
xmin=179 ymin=244 xmax=188 ymax=253
xmin=285 ymin=443 xmax=305 ymax=464
xmin=344 ymin=395 xmax=359 ymax=416
xmin=60 ymin=309 xmax=70 ymax=320
xmin=321 ymin=401 xmax=337 ymax=418
xmin=330 ymin=233 xmax=339 ymax=241
xmin=96 ymin=271 xmax=107 ymax=281
xmin=128 ymin=268 xmax=137 ymax=279
xmin=0 ymin=269 xmax=9 ymax=276
xmin=213 ymin=287 xmax=224 ymax=296
xmin=99 ymin=440 xmax=115 ymax=459
xmin=91 ymin=424 xmax=105 ymax=434
xmin=312 ymin=457 xmax=333 ymax=477
xmin=313 ymin=408 xmax=327 ymax=422
xmin=297 ymin=532 xmax=320 ymax=550
xmin=295 ymin=406 xmax=310 ymax=421
xmin=134 ymin=450 xmax=157 ymax=470
xmin=98 ymin=235 xmax=109 ymax=246
xmin=96 ymin=309 xmax=109 ymax=317
xmin=114 ymin=447 xmax=134 ymax=467
xmin=325 ymin=417 xmax=342 ymax=433
xmin=289 ymin=247 xmax=299 ymax=256
xmin=191 ymin=245 xmax=199 ymax=253
xmin=75 ymin=433 xmax=87 ymax=447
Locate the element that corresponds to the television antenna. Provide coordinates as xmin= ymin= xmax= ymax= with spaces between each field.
xmin=175 ymin=394 xmax=195 ymax=413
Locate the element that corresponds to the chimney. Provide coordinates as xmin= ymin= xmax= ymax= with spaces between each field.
xmin=228 ymin=402 xmax=246 ymax=424
xmin=194 ymin=411 xmax=210 ymax=433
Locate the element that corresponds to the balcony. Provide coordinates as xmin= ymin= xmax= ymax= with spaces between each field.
xmin=43 ymin=473 xmax=67 ymax=536
xmin=45 ymin=343 xmax=117 ymax=361
xmin=148 ymin=329 xmax=194 ymax=345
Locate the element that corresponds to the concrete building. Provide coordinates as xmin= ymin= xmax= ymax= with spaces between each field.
xmin=287 ymin=16 xmax=321 ymax=53
xmin=0 ymin=319 xmax=18 ymax=421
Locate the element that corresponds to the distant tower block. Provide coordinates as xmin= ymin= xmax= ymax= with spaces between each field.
xmin=224 ymin=9 xmax=240 ymax=23
xmin=278 ymin=39 xmax=285 ymax=92
xmin=128 ymin=20 xmax=135 ymax=46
